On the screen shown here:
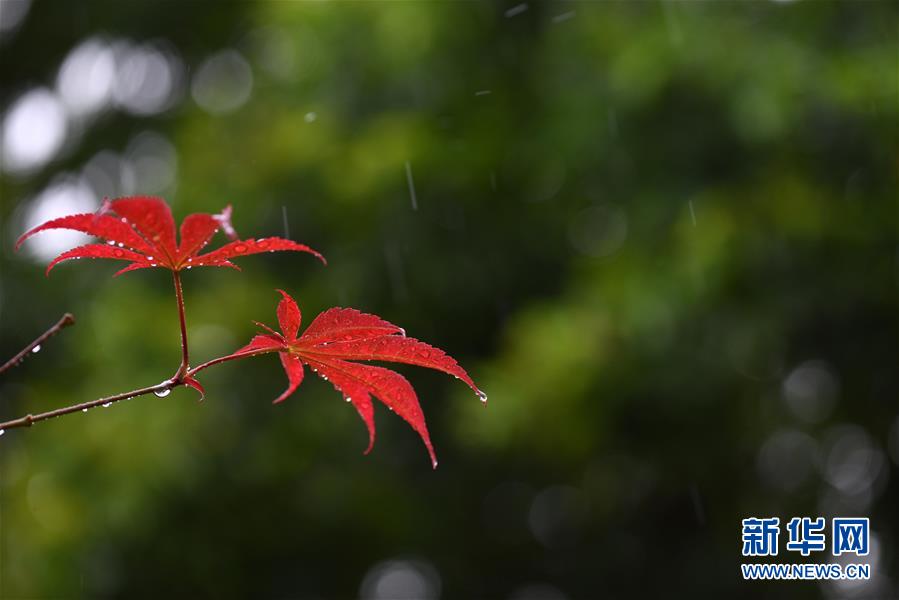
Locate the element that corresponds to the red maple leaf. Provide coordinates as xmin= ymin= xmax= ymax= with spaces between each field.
xmin=220 ymin=290 xmax=486 ymax=468
xmin=16 ymin=196 xmax=325 ymax=275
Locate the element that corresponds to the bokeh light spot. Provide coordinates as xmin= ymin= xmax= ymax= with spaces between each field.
xmin=191 ymin=49 xmax=253 ymax=115
xmin=1 ymin=88 xmax=68 ymax=175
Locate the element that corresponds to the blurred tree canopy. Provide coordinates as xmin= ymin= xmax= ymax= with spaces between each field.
xmin=1 ymin=1 xmax=896 ymax=598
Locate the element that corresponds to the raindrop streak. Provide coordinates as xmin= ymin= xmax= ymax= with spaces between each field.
xmin=689 ymin=484 xmax=706 ymax=525
xmin=32 ymin=344 xmax=41 ymax=353
xmin=281 ymin=205 xmax=290 ymax=238
xmin=404 ymin=160 xmax=418 ymax=211
xmin=607 ymin=108 xmax=618 ymax=138
xmin=505 ymin=3 xmax=528 ymax=18
xmin=154 ymin=388 xmax=171 ymax=397
xmin=688 ymin=200 xmax=697 ymax=226
xmin=475 ymin=90 xmax=492 ymax=96
xmin=552 ymin=10 xmax=576 ymax=23
xmin=661 ymin=0 xmax=683 ymax=46
xmin=384 ymin=244 xmax=409 ymax=303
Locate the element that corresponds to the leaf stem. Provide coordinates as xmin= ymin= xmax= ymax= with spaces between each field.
xmin=0 ymin=313 xmax=75 ymax=375
xmin=187 ymin=347 xmax=278 ymax=377
xmin=172 ymin=271 xmax=190 ymax=380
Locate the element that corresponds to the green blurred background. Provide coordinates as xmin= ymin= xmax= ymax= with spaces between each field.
xmin=1 ymin=1 xmax=896 ymax=598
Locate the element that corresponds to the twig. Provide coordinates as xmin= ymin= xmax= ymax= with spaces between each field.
xmin=0 ymin=344 xmax=279 ymax=433
xmin=0 ymin=313 xmax=75 ymax=375
xmin=0 ymin=380 xmax=172 ymax=432
xmin=0 ymin=272 xmax=280 ymax=434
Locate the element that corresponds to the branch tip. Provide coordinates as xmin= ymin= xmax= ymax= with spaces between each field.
xmin=0 ymin=312 xmax=78 ymax=375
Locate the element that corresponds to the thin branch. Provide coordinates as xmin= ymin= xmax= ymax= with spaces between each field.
xmin=0 ymin=345 xmax=279 ymax=433
xmin=0 ymin=283 xmax=280 ymax=433
xmin=0 ymin=379 xmax=172 ymax=432
xmin=172 ymin=271 xmax=190 ymax=379
xmin=1 ymin=270 xmax=189 ymax=433
xmin=0 ymin=313 xmax=75 ymax=375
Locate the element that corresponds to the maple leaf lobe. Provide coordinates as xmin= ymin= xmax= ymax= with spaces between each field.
xmin=224 ymin=290 xmax=484 ymax=469
xmin=16 ymin=196 xmax=324 ymax=275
